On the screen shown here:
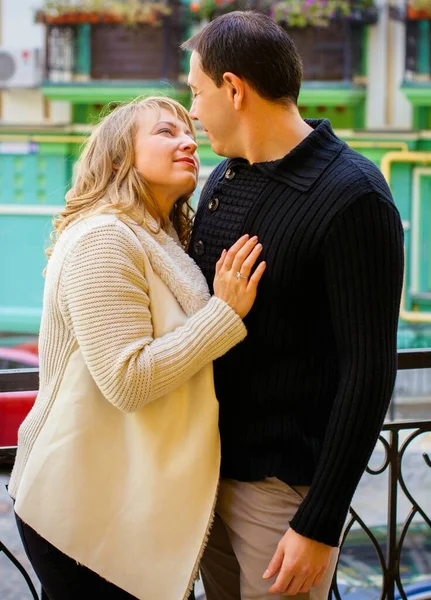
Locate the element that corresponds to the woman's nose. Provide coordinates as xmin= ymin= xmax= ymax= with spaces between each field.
xmin=180 ymin=136 xmax=198 ymax=154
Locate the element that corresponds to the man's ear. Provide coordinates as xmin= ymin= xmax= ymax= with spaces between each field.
xmin=222 ymin=72 xmax=245 ymax=110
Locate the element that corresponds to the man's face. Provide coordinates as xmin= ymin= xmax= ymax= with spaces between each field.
xmin=188 ymin=51 xmax=237 ymax=158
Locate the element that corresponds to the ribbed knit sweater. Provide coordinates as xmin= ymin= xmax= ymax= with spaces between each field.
xmin=189 ymin=119 xmax=404 ymax=547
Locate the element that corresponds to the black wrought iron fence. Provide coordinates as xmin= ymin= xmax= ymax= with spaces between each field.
xmin=1 ymin=349 xmax=431 ymax=600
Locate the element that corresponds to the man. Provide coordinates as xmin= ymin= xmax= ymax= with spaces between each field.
xmin=182 ymin=11 xmax=404 ymax=599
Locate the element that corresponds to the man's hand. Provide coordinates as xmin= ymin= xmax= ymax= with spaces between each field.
xmin=262 ymin=528 xmax=332 ymax=596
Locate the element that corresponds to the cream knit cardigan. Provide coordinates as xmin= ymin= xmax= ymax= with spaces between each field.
xmin=9 ymin=214 xmax=247 ymax=600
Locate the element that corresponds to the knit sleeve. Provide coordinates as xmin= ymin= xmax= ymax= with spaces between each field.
xmin=289 ymin=193 xmax=404 ymax=546
xmin=60 ymin=221 xmax=247 ymax=413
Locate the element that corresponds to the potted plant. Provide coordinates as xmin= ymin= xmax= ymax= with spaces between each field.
xmin=271 ymin=0 xmax=349 ymax=28
xmin=35 ymin=0 xmax=171 ymax=26
xmin=348 ymin=0 xmax=378 ymax=24
xmin=262 ymin=0 xmax=377 ymax=82
xmin=190 ymin=0 xmax=247 ymax=22
xmin=407 ymin=0 xmax=431 ymax=19
xmin=270 ymin=0 xmax=377 ymax=28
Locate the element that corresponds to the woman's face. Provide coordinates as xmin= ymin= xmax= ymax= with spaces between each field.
xmin=134 ymin=107 xmax=199 ymax=217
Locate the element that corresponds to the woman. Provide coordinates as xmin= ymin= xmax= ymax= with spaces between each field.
xmin=8 ymin=96 xmax=265 ymax=600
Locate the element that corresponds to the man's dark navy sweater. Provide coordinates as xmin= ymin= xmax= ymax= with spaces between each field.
xmin=189 ymin=119 xmax=404 ymax=547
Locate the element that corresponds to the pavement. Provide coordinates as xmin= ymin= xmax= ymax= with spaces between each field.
xmin=0 ymin=473 xmax=40 ymax=600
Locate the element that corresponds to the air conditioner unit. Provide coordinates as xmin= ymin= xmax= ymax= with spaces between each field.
xmin=0 ymin=48 xmax=42 ymax=88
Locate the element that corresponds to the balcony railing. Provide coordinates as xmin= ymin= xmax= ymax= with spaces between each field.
xmin=1 ymin=349 xmax=431 ymax=600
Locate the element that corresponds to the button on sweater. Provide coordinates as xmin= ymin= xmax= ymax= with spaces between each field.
xmin=189 ymin=119 xmax=404 ymax=546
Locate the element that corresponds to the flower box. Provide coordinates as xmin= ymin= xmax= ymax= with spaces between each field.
xmin=407 ymin=6 xmax=431 ymax=19
xmin=389 ymin=1 xmax=431 ymax=20
xmin=43 ymin=5 xmax=184 ymax=83
xmin=271 ymin=0 xmax=378 ymax=28
xmin=35 ymin=2 xmax=172 ymax=27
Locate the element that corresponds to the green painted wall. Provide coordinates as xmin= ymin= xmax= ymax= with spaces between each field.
xmin=0 ymin=214 xmax=50 ymax=332
xmin=1 ymin=129 xmax=431 ymax=348
xmin=0 ymin=151 xmax=71 ymax=205
xmin=402 ymin=84 xmax=431 ymax=130
xmin=417 ymin=174 xmax=431 ymax=294
xmin=0 ymin=140 xmax=76 ymax=333
xmin=76 ymin=24 xmax=91 ymax=79
xmin=300 ymin=106 xmax=362 ymax=129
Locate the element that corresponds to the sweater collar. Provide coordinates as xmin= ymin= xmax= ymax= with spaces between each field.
xmin=127 ymin=216 xmax=210 ymax=317
xmin=225 ymin=119 xmax=346 ymax=192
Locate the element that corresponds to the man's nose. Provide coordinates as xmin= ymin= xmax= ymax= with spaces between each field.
xmin=189 ymin=101 xmax=198 ymax=121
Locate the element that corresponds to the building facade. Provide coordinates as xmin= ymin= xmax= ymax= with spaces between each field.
xmin=0 ymin=0 xmax=430 ymax=347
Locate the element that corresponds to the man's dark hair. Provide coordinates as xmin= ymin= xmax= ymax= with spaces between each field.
xmin=181 ymin=11 xmax=303 ymax=105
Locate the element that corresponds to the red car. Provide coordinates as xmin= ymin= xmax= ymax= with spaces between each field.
xmin=0 ymin=347 xmax=39 ymax=446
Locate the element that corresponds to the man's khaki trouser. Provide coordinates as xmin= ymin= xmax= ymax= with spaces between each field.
xmin=199 ymin=478 xmax=340 ymax=600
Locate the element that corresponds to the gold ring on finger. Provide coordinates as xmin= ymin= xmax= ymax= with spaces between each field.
xmin=236 ymin=271 xmax=248 ymax=280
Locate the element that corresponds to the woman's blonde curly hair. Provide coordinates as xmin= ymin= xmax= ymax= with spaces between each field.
xmin=46 ymin=96 xmax=196 ymax=262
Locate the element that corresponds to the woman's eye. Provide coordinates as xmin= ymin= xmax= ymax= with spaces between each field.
xmin=159 ymin=128 xmax=174 ymax=135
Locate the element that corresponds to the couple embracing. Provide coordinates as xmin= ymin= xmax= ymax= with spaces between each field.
xmin=9 ymin=11 xmax=403 ymax=600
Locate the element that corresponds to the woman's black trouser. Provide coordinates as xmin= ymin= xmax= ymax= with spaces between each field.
xmin=15 ymin=511 xmax=197 ymax=600
xmin=14 ymin=511 xmax=138 ymax=600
